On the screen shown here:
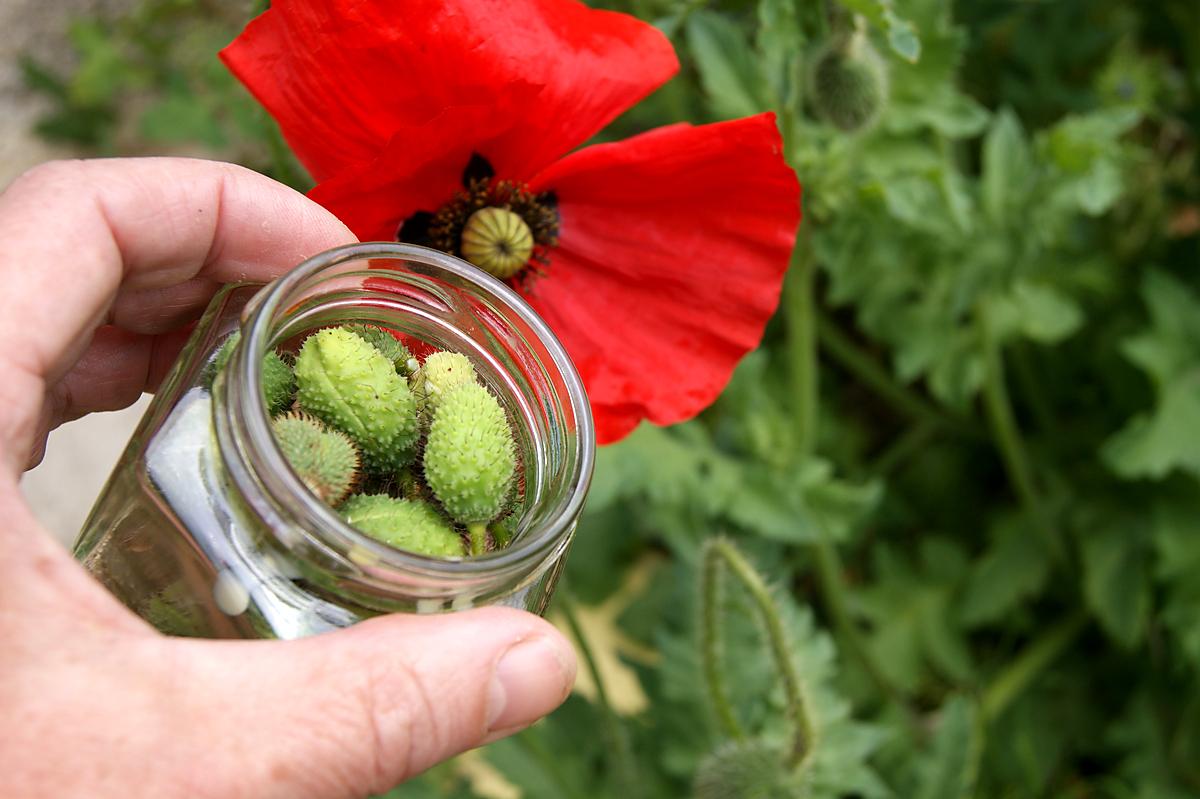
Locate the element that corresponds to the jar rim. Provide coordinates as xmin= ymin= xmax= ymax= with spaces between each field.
xmin=225 ymin=242 xmax=595 ymax=581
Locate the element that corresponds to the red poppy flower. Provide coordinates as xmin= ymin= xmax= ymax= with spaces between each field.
xmin=221 ymin=0 xmax=800 ymax=443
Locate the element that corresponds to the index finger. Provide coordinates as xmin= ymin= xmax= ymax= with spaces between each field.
xmin=0 ymin=157 xmax=356 ymax=469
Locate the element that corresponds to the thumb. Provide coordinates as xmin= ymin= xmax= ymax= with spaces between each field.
xmin=170 ymin=607 xmax=576 ymax=799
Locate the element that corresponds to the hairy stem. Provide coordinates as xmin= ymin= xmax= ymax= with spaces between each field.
xmin=981 ymin=610 xmax=1088 ymax=722
xmin=703 ymin=539 xmax=815 ymax=767
xmin=700 ymin=542 xmax=745 ymax=742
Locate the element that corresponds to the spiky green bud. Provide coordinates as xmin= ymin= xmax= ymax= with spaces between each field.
xmin=271 ymin=412 xmax=360 ymax=506
xmin=294 ymin=327 xmax=419 ymax=472
xmin=208 ymin=331 xmax=296 ymax=415
xmin=413 ymin=351 xmax=478 ymax=413
xmin=345 ymin=324 xmax=417 ymax=376
xmin=809 ymin=31 xmax=889 ymax=132
xmin=423 ymin=382 xmax=516 ymax=525
xmin=341 ymin=494 xmax=465 ymax=558
xmin=693 ymin=740 xmax=797 ymax=799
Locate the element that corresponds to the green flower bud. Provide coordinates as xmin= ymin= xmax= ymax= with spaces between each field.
xmin=809 ymin=30 xmax=889 ymax=132
xmin=345 ymin=324 xmax=417 ymax=376
xmin=693 ymin=740 xmax=796 ymax=799
xmin=208 ymin=331 xmax=296 ymax=415
xmin=413 ymin=351 xmax=478 ymax=413
xmin=271 ymin=412 xmax=360 ymax=506
xmin=341 ymin=494 xmax=465 ymax=558
xmin=294 ymin=327 xmax=419 ymax=472
xmin=423 ymin=382 xmax=517 ymax=528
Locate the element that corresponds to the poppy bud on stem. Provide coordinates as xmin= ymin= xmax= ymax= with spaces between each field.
xmin=699 ymin=538 xmax=816 ymax=769
xmin=807 ymin=17 xmax=889 ymax=132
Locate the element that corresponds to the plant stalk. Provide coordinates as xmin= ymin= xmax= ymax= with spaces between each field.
xmin=700 ymin=542 xmax=745 ymax=742
xmin=786 ymin=233 xmax=819 ymax=458
xmin=817 ymin=311 xmax=979 ymax=439
xmin=978 ymin=312 xmax=1067 ymax=564
xmin=703 ymin=539 xmax=815 ymax=767
xmin=467 ymin=522 xmax=488 ymax=557
xmin=981 ymin=610 xmax=1088 ymax=722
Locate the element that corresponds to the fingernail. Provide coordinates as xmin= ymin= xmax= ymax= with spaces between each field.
xmin=487 ymin=635 xmax=575 ymax=732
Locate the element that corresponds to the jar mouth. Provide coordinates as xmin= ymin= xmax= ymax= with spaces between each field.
xmin=222 ymin=242 xmax=595 ymax=583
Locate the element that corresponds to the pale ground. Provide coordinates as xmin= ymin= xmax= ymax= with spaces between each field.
xmin=3 ymin=0 xmax=146 ymax=547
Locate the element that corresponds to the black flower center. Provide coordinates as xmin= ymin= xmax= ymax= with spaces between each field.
xmin=397 ymin=154 xmax=559 ymax=285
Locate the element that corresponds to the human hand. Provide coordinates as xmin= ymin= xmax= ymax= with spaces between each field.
xmin=0 ymin=158 xmax=576 ymax=799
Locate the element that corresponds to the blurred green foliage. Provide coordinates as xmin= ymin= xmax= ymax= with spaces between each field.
xmin=23 ymin=0 xmax=1200 ymax=796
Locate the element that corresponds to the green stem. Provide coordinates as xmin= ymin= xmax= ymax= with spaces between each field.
xmin=811 ymin=536 xmax=914 ymax=724
xmin=870 ymin=420 xmax=938 ymax=477
xmin=786 ymin=232 xmax=819 ymax=458
xmin=700 ymin=543 xmax=745 ymax=742
xmin=817 ymin=311 xmax=980 ymax=439
xmin=703 ymin=539 xmax=815 ymax=767
xmin=560 ymin=593 xmax=639 ymax=797
xmin=1009 ymin=343 xmax=1056 ymax=437
xmin=467 ymin=522 xmax=488 ymax=557
xmin=978 ymin=313 xmax=1067 ymax=564
xmin=981 ymin=610 xmax=1088 ymax=722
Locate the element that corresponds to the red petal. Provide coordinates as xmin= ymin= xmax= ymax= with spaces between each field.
xmin=525 ymin=114 xmax=801 ymax=444
xmin=308 ymin=103 xmax=507 ymax=241
xmin=221 ymin=0 xmax=678 ymax=183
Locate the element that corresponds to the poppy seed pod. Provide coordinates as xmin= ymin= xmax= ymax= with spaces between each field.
xmin=808 ymin=30 xmax=889 ymax=132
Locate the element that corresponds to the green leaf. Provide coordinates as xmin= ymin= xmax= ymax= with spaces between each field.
xmin=685 ymin=11 xmax=768 ymax=119
xmin=959 ymin=515 xmax=1052 ymax=627
xmin=840 ymin=0 xmax=921 ymax=62
xmin=1104 ymin=271 xmax=1200 ymax=481
xmin=857 ymin=539 xmax=973 ymax=691
xmin=915 ymin=696 xmax=982 ymax=799
xmin=755 ymin=0 xmax=802 ymax=108
xmin=1152 ymin=492 xmax=1200 ymax=667
xmin=1080 ymin=511 xmax=1151 ymax=648
xmin=981 ymin=108 xmax=1034 ymax=225
xmin=987 ymin=281 xmax=1085 ymax=345
xmin=483 ymin=697 xmax=614 ymax=799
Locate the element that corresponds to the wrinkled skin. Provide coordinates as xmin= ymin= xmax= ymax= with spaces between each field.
xmin=0 ymin=158 xmax=575 ymax=799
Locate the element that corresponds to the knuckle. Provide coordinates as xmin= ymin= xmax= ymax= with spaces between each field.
xmin=349 ymin=655 xmax=446 ymax=793
xmin=7 ymin=159 xmax=89 ymax=195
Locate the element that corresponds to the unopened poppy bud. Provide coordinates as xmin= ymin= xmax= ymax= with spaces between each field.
xmin=693 ymin=740 xmax=795 ymax=799
xmin=809 ymin=30 xmax=889 ymax=132
xmin=271 ymin=412 xmax=360 ymax=506
xmin=341 ymin=494 xmax=465 ymax=558
xmin=460 ymin=206 xmax=534 ymax=279
xmin=294 ymin=327 xmax=419 ymax=472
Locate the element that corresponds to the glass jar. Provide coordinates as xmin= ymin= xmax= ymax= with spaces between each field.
xmin=73 ymin=243 xmax=594 ymax=639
